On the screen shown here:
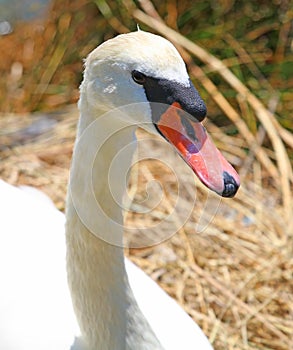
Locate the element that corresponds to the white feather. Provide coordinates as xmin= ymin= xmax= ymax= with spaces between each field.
xmin=0 ymin=31 xmax=213 ymax=350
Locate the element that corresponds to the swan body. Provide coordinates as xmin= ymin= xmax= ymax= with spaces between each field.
xmin=0 ymin=180 xmax=213 ymax=349
xmin=0 ymin=180 xmax=79 ymax=350
xmin=0 ymin=31 xmax=240 ymax=349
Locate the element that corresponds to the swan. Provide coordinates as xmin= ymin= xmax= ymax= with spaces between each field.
xmin=0 ymin=31 xmax=239 ymax=350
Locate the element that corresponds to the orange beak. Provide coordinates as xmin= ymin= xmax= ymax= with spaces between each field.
xmin=156 ymin=102 xmax=240 ymax=197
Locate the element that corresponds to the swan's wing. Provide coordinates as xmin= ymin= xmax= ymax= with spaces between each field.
xmin=0 ymin=180 xmax=81 ymax=350
xmin=0 ymin=180 xmax=212 ymax=349
xmin=126 ymin=259 xmax=214 ymax=350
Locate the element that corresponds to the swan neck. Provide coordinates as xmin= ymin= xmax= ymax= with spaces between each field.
xmin=66 ymin=98 xmax=162 ymax=349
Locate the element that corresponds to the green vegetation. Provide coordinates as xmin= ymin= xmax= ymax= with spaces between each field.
xmin=0 ymin=2 xmax=292 ymax=349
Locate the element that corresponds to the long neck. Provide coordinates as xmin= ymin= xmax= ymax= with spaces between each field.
xmin=65 ymin=97 xmax=162 ymax=349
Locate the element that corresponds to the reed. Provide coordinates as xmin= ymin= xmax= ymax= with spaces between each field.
xmin=0 ymin=1 xmax=292 ymax=349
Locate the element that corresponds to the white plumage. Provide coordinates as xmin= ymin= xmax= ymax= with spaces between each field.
xmin=0 ymin=180 xmax=213 ymax=349
xmin=0 ymin=30 xmax=237 ymax=349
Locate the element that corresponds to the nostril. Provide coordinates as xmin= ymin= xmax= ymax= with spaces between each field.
xmin=222 ymin=171 xmax=240 ymax=198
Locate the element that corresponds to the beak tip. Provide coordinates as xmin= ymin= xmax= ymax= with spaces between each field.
xmin=221 ymin=171 xmax=240 ymax=198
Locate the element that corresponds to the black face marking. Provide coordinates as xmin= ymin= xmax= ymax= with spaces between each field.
xmin=131 ymin=71 xmax=207 ymax=124
xmin=222 ymin=171 xmax=239 ymax=197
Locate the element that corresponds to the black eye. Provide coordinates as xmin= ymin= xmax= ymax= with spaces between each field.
xmin=132 ymin=70 xmax=146 ymax=85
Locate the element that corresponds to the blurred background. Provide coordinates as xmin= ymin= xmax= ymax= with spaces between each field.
xmin=0 ymin=1 xmax=292 ymax=349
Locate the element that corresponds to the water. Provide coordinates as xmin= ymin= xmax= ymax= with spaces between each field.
xmin=0 ymin=0 xmax=50 ymax=35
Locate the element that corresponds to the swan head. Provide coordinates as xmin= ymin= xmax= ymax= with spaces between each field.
xmin=80 ymin=31 xmax=240 ymax=197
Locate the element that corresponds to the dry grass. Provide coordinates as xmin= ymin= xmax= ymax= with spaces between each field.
xmin=0 ymin=1 xmax=292 ymax=349
xmin=0 ymin=106 xmax=292 ymax=350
